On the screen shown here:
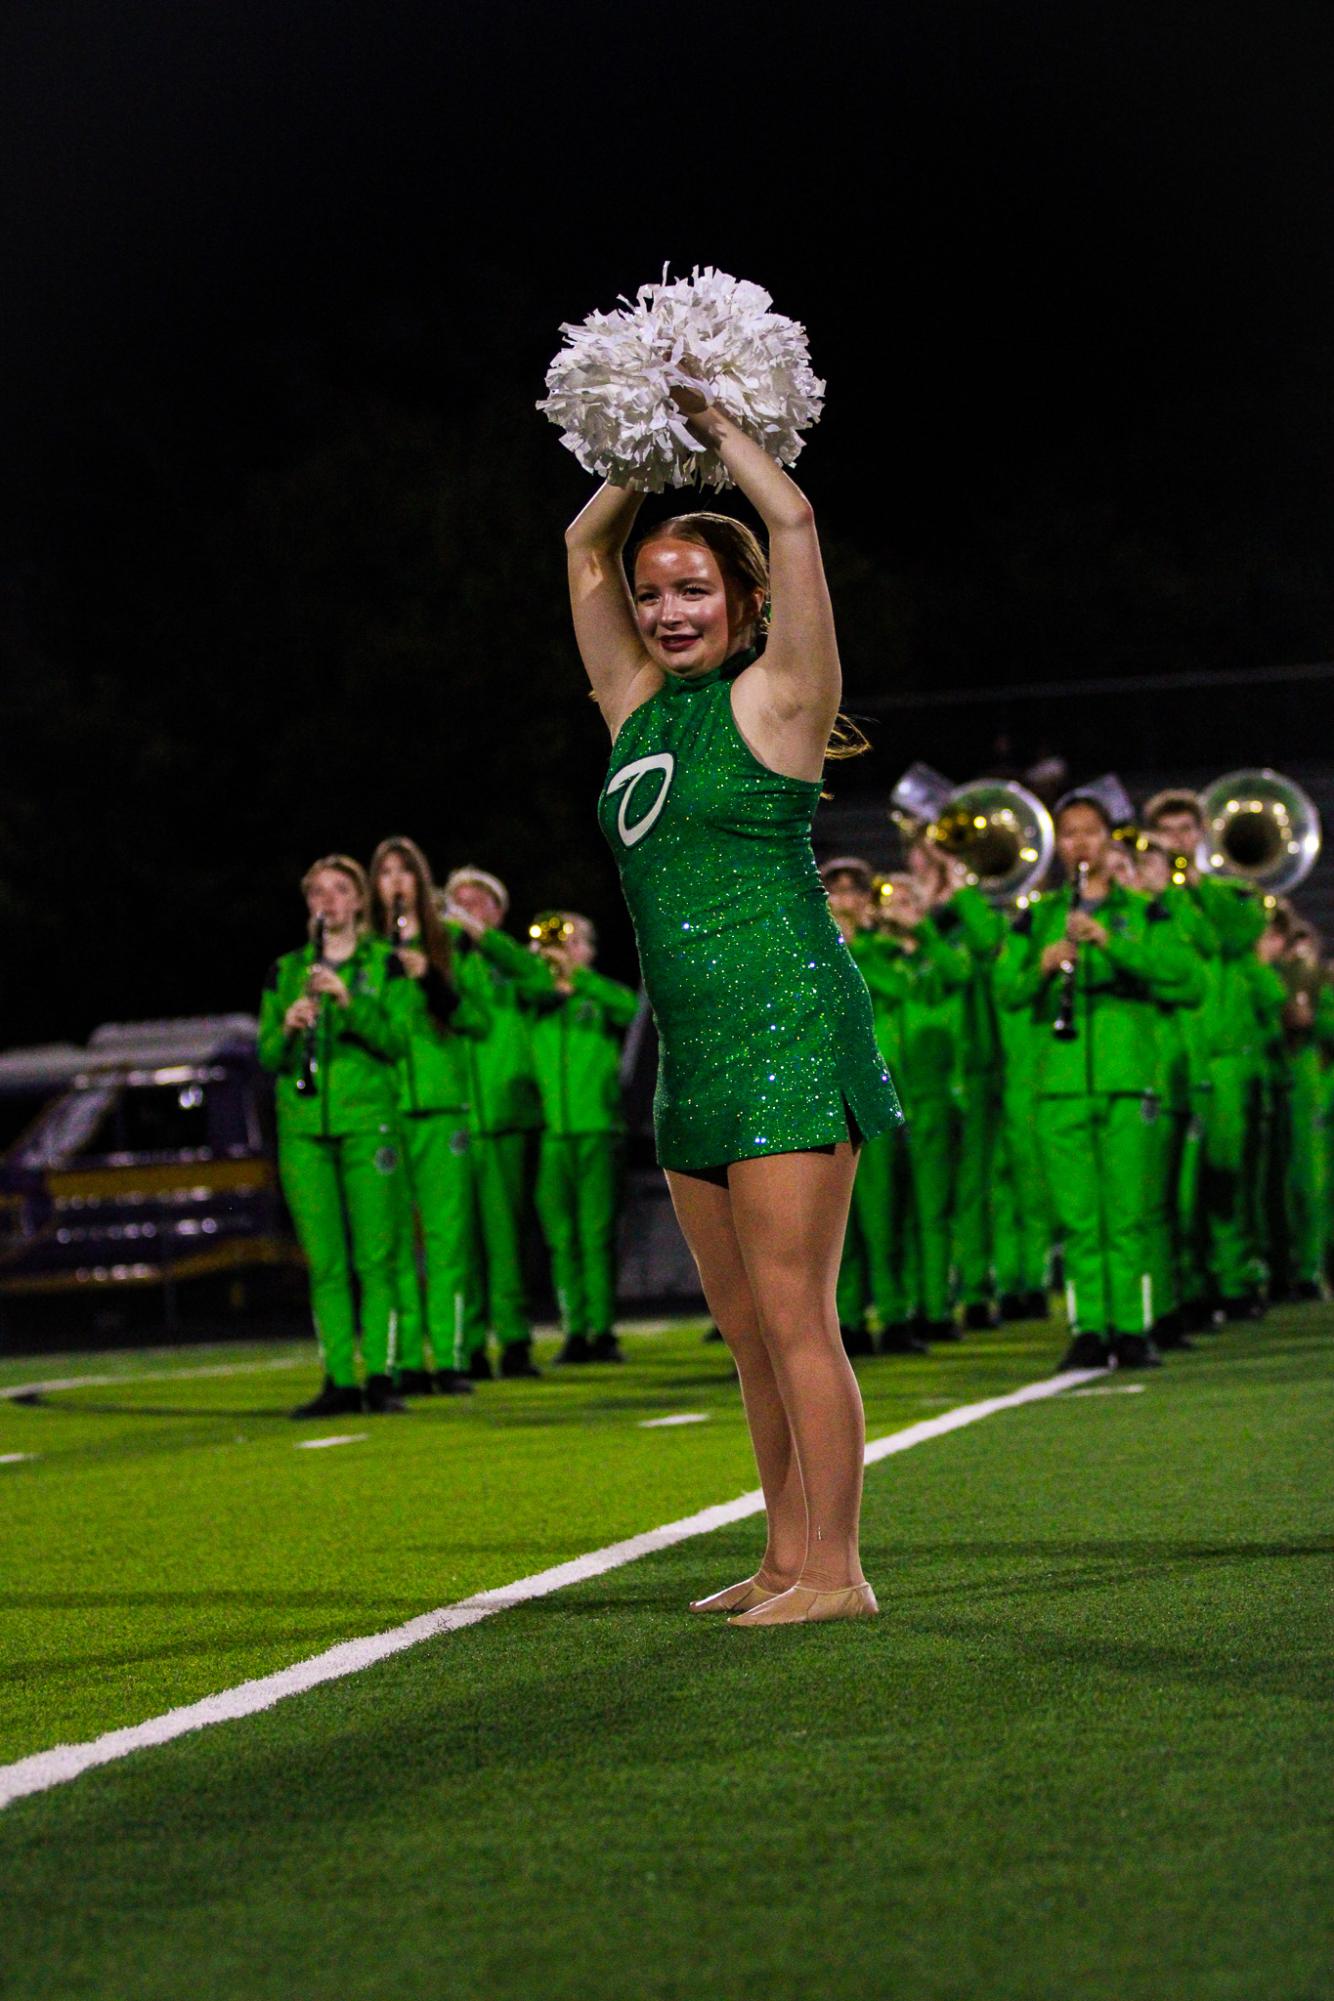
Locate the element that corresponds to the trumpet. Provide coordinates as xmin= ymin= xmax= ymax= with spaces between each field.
xmin=529 ymin=911 xmax=576 ymax=951
xmin=1196 ymin=769 xmax=1322 ymax=896
xmin=295 ymin=915 xmax=326 ymax=1097
xmin=890 ymin=763 xmax=1055 ymax=906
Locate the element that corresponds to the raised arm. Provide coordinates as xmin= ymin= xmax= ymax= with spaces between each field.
xmin=565 ymin=482 xmax=658 ymax=738
xmin=673 ymin=389 xmax=839 ymax=780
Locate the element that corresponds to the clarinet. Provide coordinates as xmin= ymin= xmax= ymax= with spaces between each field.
xmin=1051 ymin=861 xmax=1088 ymax=1042
xmin=295 ymin=915 xmax=327 ymax=1096
xmin=390 ymin=893 xmax=409 ymax=953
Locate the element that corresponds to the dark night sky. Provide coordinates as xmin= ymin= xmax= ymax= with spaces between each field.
xmin=2 ymin=1 xmax=1333 ymax=1039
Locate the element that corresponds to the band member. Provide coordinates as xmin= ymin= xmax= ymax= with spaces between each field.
xmin=889 ymin=872 xmax=975 ymax=1340
xmin=565 ymin=383 xmax=901 ymax=1624
xmin=527 ymin=912 xmax=639 ymax=1363
xmin=259 ymin=855 xmax=408 ymax=1417
xmin=821 ymin=860 xmax=924 ymax=1356
xmin=442 ymin=867 xmax=555 ymax=1379
xmin=1143 ymin=790 xmax=1273 ymax=1316
xmin=995 ymin=787 xmax=1202 ymax=1370
xmin=370 ymin=836 xmax=488 ymax=1396
xmin=1280 ymin=921 xmax=1330 ymax=1298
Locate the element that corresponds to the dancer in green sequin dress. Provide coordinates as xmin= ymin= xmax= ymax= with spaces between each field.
xmin=565 ymin=372 xmax=893 ymax=1627
xmin=599 ymin=654 xmax=901 ymax=1171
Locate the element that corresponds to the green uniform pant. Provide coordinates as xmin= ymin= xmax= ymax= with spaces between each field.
xmin=278 ymin=1127 xmax=403 ymax=1386
xmin=1175 ymin=1094 xmax=1209 ymax=1307
xmin=395 ymin=1113 xmax=478 ymax=1374
xmin=463 ymin=1130 xmax=531 ymax=1354
xmin=1146 ymin=1108 xmax=1198 ymax=1322
xmin=1037 ymin=1093 xmax=1155 ymax=1337
xmin=903 ymin=1097 xmax=957 ymax=1324
xmin=837 ymin=1126 xmax=914 ymax=1329
xmin=1202 ymin=1056 xmax=1264 ymax=1300
xmin=534 ymin=1133 xmax=622 ymax=1337
xmin=1287 ymin=1052 xmax=1325 ymax=1287
xmin=952 ymin=1077 xmax=999 ymax=1305
xmin=993 ymin=1087 xmax=1053 ymax=1298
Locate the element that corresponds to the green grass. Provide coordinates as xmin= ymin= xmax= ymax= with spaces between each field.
xmin=2 ymin=1308 xmax=1331 ymax=2000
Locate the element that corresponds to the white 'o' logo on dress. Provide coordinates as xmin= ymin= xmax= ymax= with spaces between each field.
xmin=606 ymin=753 xmax=675 ymax=848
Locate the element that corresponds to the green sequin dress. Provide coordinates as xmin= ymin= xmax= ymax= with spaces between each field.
xmin=598 ymin=657 xmax=903 ymax=1172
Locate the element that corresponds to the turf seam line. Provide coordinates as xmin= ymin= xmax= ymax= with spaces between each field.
xmin=0 ymin=1364 xmax=1102 ymax=1811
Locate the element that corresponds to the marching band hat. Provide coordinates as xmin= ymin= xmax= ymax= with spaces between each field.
xmin=1054 ymin=773 xmax=1135 ymax=832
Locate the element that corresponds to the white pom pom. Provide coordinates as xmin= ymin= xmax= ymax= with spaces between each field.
xmin=537 ymin=265 xmax=825 ymax=492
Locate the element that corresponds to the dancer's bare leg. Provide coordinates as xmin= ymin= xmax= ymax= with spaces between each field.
xmin=667 ymin=1169 xmax=806 ymax=1592
xmin=728 ymin=1142 xmax=867 ymax=1592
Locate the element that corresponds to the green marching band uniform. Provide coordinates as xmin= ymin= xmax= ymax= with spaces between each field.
xmin=529 ymin=961 xmax=640 ymax=1361
xmin=259 ymin=934 xmax=407 ymax=1407
xmin=599 ymin=655 xmax=903 ymax=1172
xmin=387 ymin=954 xmax=491 ymax=1390
xmin=994 ymin=880 xmax=1203 ymax=1361
xmin=448 ymin=922 xmax=556 ymax=1377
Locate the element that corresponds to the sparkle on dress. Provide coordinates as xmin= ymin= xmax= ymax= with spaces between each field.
xmin=598 ymin=656 xmax=903 ymax=1172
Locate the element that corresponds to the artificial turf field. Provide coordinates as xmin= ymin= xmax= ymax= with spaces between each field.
xmin=1 ymin=1308 xmax=1331 ymax=2000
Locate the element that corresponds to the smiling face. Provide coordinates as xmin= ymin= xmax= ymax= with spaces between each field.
xmin=632 ymin=539 xmax=762 ymax=678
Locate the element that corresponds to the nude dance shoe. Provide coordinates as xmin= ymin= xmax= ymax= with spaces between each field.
xmin=689 ymin=1576 xmax=787 ymax=1614
xmin=727 ymin=1581 xmax=879 ymax=1626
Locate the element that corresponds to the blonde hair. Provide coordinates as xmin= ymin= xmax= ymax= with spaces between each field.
xmin=300 ymin=854 xmax=369 ymax=932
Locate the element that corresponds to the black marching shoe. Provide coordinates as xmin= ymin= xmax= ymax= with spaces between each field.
xmin=289 ymin=1377 xmax=364 ymax=1421
xmin=467 ymin=1348 xmax=495 ymax=1381
xmin=1180 ymin=1299 xmax=1216 ymax=1334
xmin=840 ymin=1323 xmax=875 ymax=1358
xmin=998 ymin=1292 xmax=1028 ymax=1321
xmin=919 ymin=1317 xmax=963 ymax=1343
xmin=1111 ymin=1332 xmax=1162 ymax=1370
xmin=880 ymin=1322 xmax=930 ymax=1355
xmin=1057 ymin=1332 xmax=1110 ymax=1372
xmin=590 ymin=1331 xmax=624 ymax=1363
xmin=1221 ymin=1294 xmax=1265 ymax=1322
xmin=365 ymin=1373 xmax=409 ymax=1413
xmin=499 ymin=1340 xmax=542 ymax=1379
xmin=555 ymin=1334 xmax=593 ymax=1364
xmin=1151 ymin=1311 xmax=1194 ymax=1353
xmin=1292 ymin=1279 xmax=1327 ymax=1303
xmin=433 ymin=1368 xmax=474 ymax=1396
xmin=1023 ymin=1288 xmax=1052 ymax=1320
xmin=395 ymin=1367 xmax=436 ymax=1397
xmin=963 ymin=1301 xmax=999 ymax=1332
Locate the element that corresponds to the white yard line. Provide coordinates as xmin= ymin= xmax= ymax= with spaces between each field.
xmin=0 ymin=1365 xmax=1102 ymax=1810
xmin=295 ymin=1434 xmax=367 ymax=1451
xmin=639 ymin=1413 xmax=710 ymax=1428
xmin=0 ymin=1453 xmax=38 ymax=1466
xmin=0 ymin=1357 xmax=307 ymax=1400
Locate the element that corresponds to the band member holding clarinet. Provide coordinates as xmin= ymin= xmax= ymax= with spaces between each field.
xmin=370 ymin=836 xmax=489 ymax=1397
xmin=259 ymin=855 xmax=409 ymax=1417
xmin=526 ymin=911 xmax=639 ymax=1364
xmin=994 ymin=782 xmax=1202 ymax=1371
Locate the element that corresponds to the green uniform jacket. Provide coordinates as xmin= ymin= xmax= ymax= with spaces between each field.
xmin=861 ymin=920 xmax=972 ymax=1107
xmin=1192 ymin=879 xmax=1268 ymax=1060
xmin=994 ymin=883 xmax=1203 ymax=1096
xmin=937 ymin=885 xmax=1005 ymax=1081
xmin=530 ymin=968 xmax=640 ymax=1135
xmin=848 ymin=932 xmax=907 ymax=1073
xmin=386 ymin=954 xmax=491 ymax=1115
xmin=449 ymin=925 xmax=556 ymax=1137
xmin=259 ymin=936 xmax=404 ymax=1135
xmin=1159 ymin=886 xmax=1221 ymax=1097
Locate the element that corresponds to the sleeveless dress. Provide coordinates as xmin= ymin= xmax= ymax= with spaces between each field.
xmin=598 ymin=656 xmax=903 ymax=1172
